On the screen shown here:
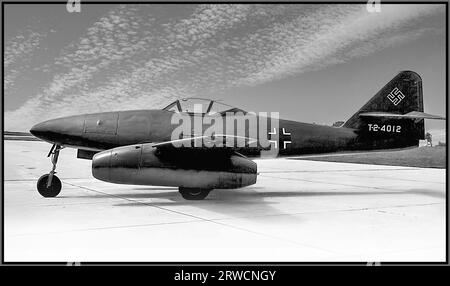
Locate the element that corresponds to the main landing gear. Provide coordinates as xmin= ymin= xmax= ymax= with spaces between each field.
xmin=178 ymin=187 xmax=212 ymax=200
xmin=37 ymin=144 xmax=63 ymax=198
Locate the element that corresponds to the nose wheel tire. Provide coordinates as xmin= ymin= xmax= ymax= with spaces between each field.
xmin=179 ymin=187 xmax=211 ymax=200
xmin=37 ymin=144 xmax=63 ymax=198
xmin=37 ymin=174 xmax=62 ymax=198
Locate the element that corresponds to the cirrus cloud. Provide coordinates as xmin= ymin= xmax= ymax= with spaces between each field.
xmin=4 ymin=4 xmax=444 ymax=131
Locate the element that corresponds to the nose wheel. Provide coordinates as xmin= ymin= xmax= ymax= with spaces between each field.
xmin=37 ymin=174 xmax=62 ymax=197
xmin=37 ymin=144 xmax=63 ymax=198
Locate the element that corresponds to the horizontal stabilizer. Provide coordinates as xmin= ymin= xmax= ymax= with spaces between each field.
xmin=359 ymin=111 xmax=445 ymax=120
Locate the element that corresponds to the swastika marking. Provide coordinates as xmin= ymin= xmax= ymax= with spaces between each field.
xmin=387 ymin=87 xmax=405 ymax=106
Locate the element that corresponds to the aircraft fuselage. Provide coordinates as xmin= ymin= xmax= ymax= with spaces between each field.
xmin=29 ymin=109 xmax=416 ymax=158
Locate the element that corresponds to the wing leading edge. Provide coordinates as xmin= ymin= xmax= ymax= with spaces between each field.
xmin=151 ymin=134 xmax=262 ymax=150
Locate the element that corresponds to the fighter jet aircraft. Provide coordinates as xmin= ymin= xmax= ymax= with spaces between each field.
xmin=29 ymin=71 xmax=445 ymax=200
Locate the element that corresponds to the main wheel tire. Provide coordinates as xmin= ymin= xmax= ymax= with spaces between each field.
xmin=37 ymin=174 xmax=62 ymax=198
xmin=179 ymin=187 xmax=211 ymax=200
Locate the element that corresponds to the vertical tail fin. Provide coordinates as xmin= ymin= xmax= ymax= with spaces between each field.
xmin=344 ymin=70 xmax=424 ymax=129
xmin=344 ymin=71 xmax=425 ymax=149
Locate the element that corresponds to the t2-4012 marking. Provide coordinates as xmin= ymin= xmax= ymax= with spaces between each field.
xmin=368 ymin=124 xmax=401 ymax=133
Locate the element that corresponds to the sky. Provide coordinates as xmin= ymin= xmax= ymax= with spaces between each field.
xmin=3 ymin=3 xmax=447 ymax=141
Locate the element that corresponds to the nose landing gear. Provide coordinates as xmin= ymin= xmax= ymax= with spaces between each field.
xmin=37 ymin=144 xmax=63 ymax=198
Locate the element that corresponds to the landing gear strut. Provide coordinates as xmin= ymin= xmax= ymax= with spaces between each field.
xmin=37 ymin=144 xmax=63 ymax=198
xmin=178 ymin=187 xmax=211 ymax=200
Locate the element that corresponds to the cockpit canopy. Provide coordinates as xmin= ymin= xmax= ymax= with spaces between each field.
xmin=162 ymin=98 xmax=246 ymax=115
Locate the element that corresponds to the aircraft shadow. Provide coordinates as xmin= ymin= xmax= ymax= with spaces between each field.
xmin=405 ymin=188 xmax=445 ymax=199
xmin=61 ymin=186 xmax=443 ymax=223
xmin=64 ymin=187 xmax=444 ymax=201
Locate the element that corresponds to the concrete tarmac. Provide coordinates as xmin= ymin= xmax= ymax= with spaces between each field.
xmin=3 ymin=141 xmax=446 ymax=262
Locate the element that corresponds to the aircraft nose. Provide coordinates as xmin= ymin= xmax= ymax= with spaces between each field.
xmin=30 ymin=116 xmax=84 ymax=144
xmin=30 ymin=121 xmax=54 ymax=141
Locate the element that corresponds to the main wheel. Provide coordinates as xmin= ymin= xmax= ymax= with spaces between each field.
xmin=37 ymin=174 xmax=62 ymax=198
xmin=179 ymin=187 xmax=211 ymax=200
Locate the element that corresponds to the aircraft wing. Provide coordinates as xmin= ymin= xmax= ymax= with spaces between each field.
xmin=151 ymin=134 xmax=262 ymax=150
xmin=358 ymin=111 xmax=445 ymax=120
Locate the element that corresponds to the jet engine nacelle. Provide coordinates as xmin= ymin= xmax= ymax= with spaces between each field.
xmin=92 ymin=144 xmax=257 ymax=189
